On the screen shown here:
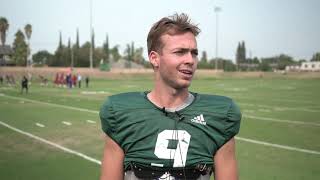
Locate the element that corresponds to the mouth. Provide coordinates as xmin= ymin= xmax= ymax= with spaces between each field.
xmin=178 ymin=69 xmax=194 ymax=78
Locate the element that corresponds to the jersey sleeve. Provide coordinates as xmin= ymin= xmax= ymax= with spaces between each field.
xmin=224 ymin=100 xmax=242 ymax=142
xmin=99 ymin=97 xmax=118 ymax=140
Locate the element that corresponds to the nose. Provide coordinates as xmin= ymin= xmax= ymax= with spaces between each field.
xmin=184 ymin=52 xmax=196 ymax=65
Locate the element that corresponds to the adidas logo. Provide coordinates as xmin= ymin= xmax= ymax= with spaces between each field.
xmin=190 ymin=114 xmax=206 ymax=125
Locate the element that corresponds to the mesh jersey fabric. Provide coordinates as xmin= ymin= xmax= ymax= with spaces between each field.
xmin=100 ymin=92 xmax=241 ymax=170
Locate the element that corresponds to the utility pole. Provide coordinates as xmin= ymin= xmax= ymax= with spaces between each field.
xmin=89 ymin=0 xmax=93 ymax=69
xmin=214 ymin=6 xmax=221 ymax=71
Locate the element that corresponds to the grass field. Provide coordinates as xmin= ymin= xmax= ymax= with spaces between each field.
xmin=0 ymin=73 xmax=319 ymax=180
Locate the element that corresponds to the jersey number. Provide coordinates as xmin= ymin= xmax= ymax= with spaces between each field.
xmin=154 ymin=130 xmax=191 ymax=167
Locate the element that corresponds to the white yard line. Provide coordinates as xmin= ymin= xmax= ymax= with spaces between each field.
xmin=3 ymin=94 xmax=317 ymax=127
xmin=2 ymin=95 xmax=99 ymax=114
xmin=86 ymin=120 xmax=96 ymax=124
xmin=240 ymin=102 xmax=320 ymax=113
xmin=1 ymin=94 xmax=320 ymax=158
xmin=235 ymin=137 xmax=320 ymax=155
xmin=244 ymin=115 xmax=320 ymax=126
xmin=62 ymin=121 xmax=72 ymax=126
xmin=35 ymin=123 xmax=45 ymax=128
xmin=235 ymin=96 xmax=319 ymax=107
xmin=0 ymin=120 xmax=101 ymax=165
xmin=1 ymin=120 xmax=319 ymax=159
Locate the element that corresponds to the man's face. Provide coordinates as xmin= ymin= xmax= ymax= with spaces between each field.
xmin=155 ymin=32 xmax=198 ymax=89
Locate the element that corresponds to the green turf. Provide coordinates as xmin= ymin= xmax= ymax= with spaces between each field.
xmin=0 ymin=75 xmax=319 ymax=180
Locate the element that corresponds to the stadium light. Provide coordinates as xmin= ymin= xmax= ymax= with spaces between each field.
xmin=214 ymin=6 xmax=221 ymax=71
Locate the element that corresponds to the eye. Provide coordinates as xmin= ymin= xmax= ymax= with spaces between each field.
xmin=191 ymin=50 xmax=198 ymax=57
xmin=174 ymin=50 xmax=185 ymax=55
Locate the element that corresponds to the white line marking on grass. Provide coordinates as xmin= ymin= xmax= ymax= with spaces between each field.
xmin=258 ymin=109 xmax=271 ymax=112
xmin=2 ymin=94 xmax=320 ymax=155
xmin=3 ymin=94 xmax=319 ymax=127
xmin=239 ymin=102 xmax=320 ymax=113
xmin=2 ymin=95 xmax=99 ymax=114
xmin=35 ymin=123 xmax=45 ymax=128
xmin=62 ymin=121 xmax=72 ymax=126
xmin=236 ymin=136 xmax=320 ymax=155
xmin=81 ymin=91 xmax=109 ymax=95
xmin=0 ymin=120 xmax=101 ymax=165
xmin=2 ymin=120 xmax=319 ymax=165
xmin=244 ymin=115 xmax=320 ymax=126
xmin=86 ymin=120 xmax=96 ymax=124
xmin=236 ymin=96 xmax=318 ymax=107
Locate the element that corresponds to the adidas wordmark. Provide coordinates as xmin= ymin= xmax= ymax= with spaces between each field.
xmin=191 ymin=114 xmax=206 ymax=125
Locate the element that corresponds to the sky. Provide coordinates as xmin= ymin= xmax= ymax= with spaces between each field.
xmin=1 ymin=0 xmax=319 ymax=62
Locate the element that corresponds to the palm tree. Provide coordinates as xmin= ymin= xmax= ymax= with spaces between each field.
xmin=0 ymin=17 xmax=9 ymax=46
xmin=24 ymin=24 xmax=32 ymax=66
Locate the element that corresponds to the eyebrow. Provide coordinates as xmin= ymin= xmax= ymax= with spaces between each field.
xmin=174 ymin=48 xmax=198 ymax=53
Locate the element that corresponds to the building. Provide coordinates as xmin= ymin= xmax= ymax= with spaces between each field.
xmin=300 ymin=62 xmax=320 ymax=71
xmin=0 ymin=45 xmax=14 ymax=66
xmin=286 ymin=62 xmax=320 ymax=72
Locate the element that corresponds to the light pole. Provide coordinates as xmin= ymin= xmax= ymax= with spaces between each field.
xmin=214 ymin=6 xmax=221 ymax=71
xmin=89 ymin=0 xmax=93 ymax=69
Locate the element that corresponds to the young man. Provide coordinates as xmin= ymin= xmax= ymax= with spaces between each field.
xmin=100 ymin=13 xmax=241 ymax=180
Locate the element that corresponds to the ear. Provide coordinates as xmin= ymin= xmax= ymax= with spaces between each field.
xmin=149 ymin=51 xmax=160 ymax=68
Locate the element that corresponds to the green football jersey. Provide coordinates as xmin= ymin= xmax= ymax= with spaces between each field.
xmin=100 ymin=92 xmax=241 ymax=169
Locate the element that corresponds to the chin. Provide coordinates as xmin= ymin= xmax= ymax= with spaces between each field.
xmin=175 ymin=80 xmax=192 ymax=89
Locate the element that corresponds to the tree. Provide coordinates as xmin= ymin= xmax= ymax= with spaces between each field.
xmin=110 ymin=45 xmax=121 ymax=61
xmin=52 ymin=44 xmax=69 ymax=67
xmin=59 ymin=31 xmax=63 ymax=49
xmin=124 ymin=43 xmax=132 ymax=61
xmin=241 ymin=41 xmax=246 ymax=62
xmin=52 ymin=31 xmax=66 ymax=66
xmin=235 ymin=42 xmax=241 ymax=66
xmin=73 ymin=29 xmax=80 ymax=67
xmin=131 ymin=42 xmax=135 ymax=61
xmin=311 ymin=52 xmax=320 ymax=61
xmin=133 ymin=47 xmax=144 ymax=64
xmin=259 ymin=60 xmax=272 ymax=71
xmin=222 ymin=59 xmax=236 ymax=71
xmin=235 ymin=41 xmax=247 ymax=70
xmin=0 ymin=17 xmax=9 ymax=45
xmin=277 ymin=54 xmax=295 ymax=70
xmin=200 ymin=51 xmax=208 ymax=63
xmin=24 ymin=24 xmax=32 ymax=42
xmin=77 ymin=41 xmax=91 ymax=67
xmin=32 ymin=50 xmax=53 ymax=65
xmin=67 ymin=37 xmax=72 ymax=66
xmin=50 ymin=31 xmax=73 ymax=67
xmin=12 ymin=30 xmax=28 ymax=66
xmin=103 ymin=34 xmax=110 ymax=62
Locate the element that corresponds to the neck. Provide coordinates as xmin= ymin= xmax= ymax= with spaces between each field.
xmin=148 ymin=86 xmax=189 ymax=109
